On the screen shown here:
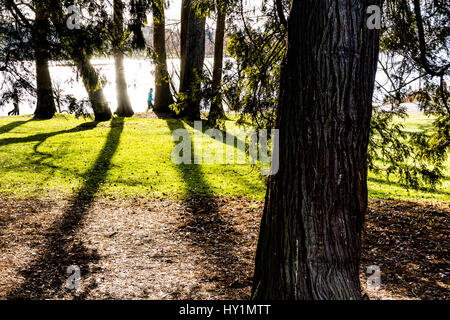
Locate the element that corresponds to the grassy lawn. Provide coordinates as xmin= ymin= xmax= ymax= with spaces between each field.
xmin=0 ymin=115 xmax=266 ymax=200
xmin=0 ymin=113 xmax=448 ymax=201
xmin=368 ymin=114 xmax=450 ymax=201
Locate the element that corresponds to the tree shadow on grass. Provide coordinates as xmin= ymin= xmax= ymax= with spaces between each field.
xmin=0 ymin=119 xmax=32 ymax=135
xmin=7 ymin=117 xmax=124 ymax=299
xmin=0 ymin=121 xmax=99 ymax=148
xmin=368 ymin=176 xmax=450 ymax=197
xmin=153 ymin=110 xmax=177 ymax=120
xmin=165 ymin=119 xmax=252 ymax=297
xmin=183 ymin=119 xmax=267 ymax=195
xmin=183 ymin=119 xmax=251 ymax=157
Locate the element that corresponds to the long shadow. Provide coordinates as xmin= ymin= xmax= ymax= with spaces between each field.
xmin=183 ymin=119 xmax=267 ymax=193
xmin=0 ymin=121 xmax=98 ymax=147
xmin=368 ymin=176 xmax=450 ymax=197
xmin=166 ymin=119 xmax=251 ymax=298
xmin=0 ymin=119 xmax=32 ymax=135
xmin=7 ymin=117 xmax=124 ymax=299
xmin=0 ymin=122 xmax=98 ymax=244
xmin=153 ymin=110 xmax=176 ymax=120
xmin=183 ymin=119 xmax=250 ymax=157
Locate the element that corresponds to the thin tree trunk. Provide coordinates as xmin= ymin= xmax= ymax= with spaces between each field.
xmin=33 ymin=1 xmax=56 ymax=120
xmin=252 ymin=0 xmax=382 ymax=300
xmin=208 ymin=1 xmax=227 ymax=126
xmin=152 ymin=0 xmax=174 ymax=113
xmin=179 ymin=0 xmax=206 ymax=120
xmin=113 ymin=0 xmax=133 ymax=117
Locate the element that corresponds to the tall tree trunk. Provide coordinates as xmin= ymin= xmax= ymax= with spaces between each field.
xmin=179 ymin=0 xmax=190 ymax=91
xmin=252 ymin=0 xmax=382 ymax=300
xmin=152 ymin=0 xmax=174 ymax=113
xmin=74 ymin=58 xmax=112 ymax=122
xmin=114 ymin=53 xmax=133 ymax=117
xmin=113 ymin=0 xmax=133 ymax=117
xmin=47 ymin=0 xmax=112 ymax=122
xmin=33 ymin=1 xmax=56 ymax=120
xmin=208 ymin=1 xmax=227 ymax=126
xmin=179 ymin=0 xmax=206 ymax=120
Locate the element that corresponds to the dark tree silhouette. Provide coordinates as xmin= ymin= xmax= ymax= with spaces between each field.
xmin=113 ymin=0 xmax=134 ymax=117
xmin=178 ymin=0 xmax=206 ymax=120
xmin=47 ymin=0 xmax=112 ymax=121
xmin=33 ymin=0 xmax=56 ymax=119
xmin=208 ymin=0 xmax=228 ymax=126
xmin=152 ymin=0 xmax=174 ymax=113
xmin=3 ymin=0 xmax=56 ymax=119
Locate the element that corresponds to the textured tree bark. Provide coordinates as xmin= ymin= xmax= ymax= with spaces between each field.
xmin=33 ymin=1 xmax=56 ymax=120
xmin=179 ymin=0 xmax=206 ymax=120
xmin=252 ymin=0 xmax=383 ymax=300
xmin=113 ymin=0 xmax=134 ymax=117
xmin=152 ymin=0 xmax=174 ymax=113
xmin=46 ymin=0 xmax=112 ymax=122
xmin=74 ymin=58 xmax=112 ymax=122
xmin=208 ymin=1 xmax=227 ymax=126
xmin=179 ymin=0 xmax=190 ymax=91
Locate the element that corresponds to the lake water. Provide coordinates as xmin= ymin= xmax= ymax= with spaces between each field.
xmin=0 ymin=57 xmax=422 ymax=116
xmin=0 ymin=58 xmax=186 ymax=116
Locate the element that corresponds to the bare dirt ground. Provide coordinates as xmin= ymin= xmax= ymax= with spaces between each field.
xmin=0 ymin=195 xmax=448 ymax=300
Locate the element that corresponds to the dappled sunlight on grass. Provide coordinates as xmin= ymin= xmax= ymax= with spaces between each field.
xmin=0 ymin=114 xmax=447 ymax=201
xmin=368 ymin=114 xmax=449 ymax=201
xmin=0 ymin=115 xmax=266 ymax=199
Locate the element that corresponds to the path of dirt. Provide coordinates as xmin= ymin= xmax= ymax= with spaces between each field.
xmin=0 ymin=195 xmax=448 ymax=300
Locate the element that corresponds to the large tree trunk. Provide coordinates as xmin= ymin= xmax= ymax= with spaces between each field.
xmin=33 ymin=1 xmax=56 ymax=120
xmin=114 ymin=54 xmax=133 ymax=117
xmin=47 ymin=0 xmax=112 ymax=122
xmin=208 ymin=1 xmax=227 ymax=126
xmin=113 ymin=0 xmax=133 ymax=117
xmin=179 ymin=0 xmax=190 ymax=91
xmin=152 ymin=0 xmax=174 ymax=113
xmin=252 ymin=0 xmax=382 ymax=300
xmin=179 ymin=0 xmax=206 ymax=120
xmin=74 ymin=58 xmax=112 ymax=122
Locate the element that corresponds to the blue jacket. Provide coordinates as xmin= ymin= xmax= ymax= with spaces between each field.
xmin=148 ymin=91 xmax=153 ymax=102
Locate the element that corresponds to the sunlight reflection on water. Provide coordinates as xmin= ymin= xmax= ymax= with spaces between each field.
xmin=0 ymin=58 xmax=186 ymax=116
xmin=0 ymin=56 xmax=422 ymax=116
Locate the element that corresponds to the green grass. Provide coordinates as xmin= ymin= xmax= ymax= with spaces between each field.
xmin=0 ymin=113 xmax=448 ymax=202
xmin=368 ymin=114 xmax=450 ymax=201
xmin=0 ymin=115 xmax=266 ymax=200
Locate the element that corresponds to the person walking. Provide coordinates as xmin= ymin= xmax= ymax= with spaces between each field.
xmin=147 ymin=88 xmax=154 ymax=112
